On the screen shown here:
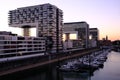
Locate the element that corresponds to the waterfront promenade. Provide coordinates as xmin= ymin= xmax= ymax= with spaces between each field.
xmin=0 ymin=48 xmax=100 ymax=77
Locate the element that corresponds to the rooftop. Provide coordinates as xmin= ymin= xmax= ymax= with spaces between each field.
xmin=64 ymin=21 xmax=87 ymax=24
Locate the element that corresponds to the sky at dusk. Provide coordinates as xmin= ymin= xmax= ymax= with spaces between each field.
xmin=0 ymin=0 xmax=120 ymax=41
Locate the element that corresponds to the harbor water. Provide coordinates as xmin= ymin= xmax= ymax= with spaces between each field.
xmin=3 ymin=51 xmax=120 ymax=80
xmin=91 ymin=51 xmax=120 ymax=80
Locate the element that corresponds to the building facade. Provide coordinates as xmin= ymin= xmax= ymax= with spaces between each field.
xmin=8 ymin=3 xmax=63 ymax=53
xmin=89 ymin=28 xmax=99 ymax=47
xmin=0 ymin=31 xmax=45 ymax=58
xmin=89 ymin=28 xmax=99 ymax=40
xmin=63 ymin=22 xmax=89 ymax=48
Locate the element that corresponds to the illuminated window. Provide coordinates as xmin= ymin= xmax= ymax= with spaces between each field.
xmin=70 ymin=34 xmax=77 ymax=40
xmin=63 ymin=33 xmax=77 ymax=41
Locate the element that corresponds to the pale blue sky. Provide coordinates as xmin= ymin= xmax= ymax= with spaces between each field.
xmin=0 ymin=0 xmax=120 ymax=40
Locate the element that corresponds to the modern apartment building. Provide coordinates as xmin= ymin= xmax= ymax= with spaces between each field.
xmin=63 ymin=22 xmax=89 ymax=48
xmin=89 ymin=28 xmax=99 ymax=40
xmin=89 ymin=28 xmax=99 ymax=47
xmin=8 ymin=3 xmax=63 ymax=53
xmin=0 ymin=31 xmax=45 ymax=58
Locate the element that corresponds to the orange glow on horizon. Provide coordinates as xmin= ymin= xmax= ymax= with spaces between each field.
xmin=100 ymin=34 xmax=120 ymax=41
